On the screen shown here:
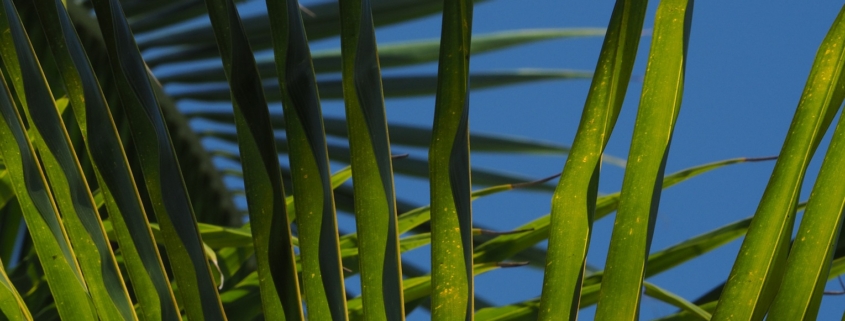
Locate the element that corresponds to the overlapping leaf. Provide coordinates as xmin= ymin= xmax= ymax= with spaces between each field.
xmin=0 ymin=1 xmax=137 ymax=319
xmin=538 ymin=1 xmax=648 ymax=319
xmin=264 ymin=0 xmax=347 ymax=319
xmin=769 ymin=21 xmax=845 ymax=316
xmin=167 ymin=70 xmax=591 ymax=101
xmin=31 ymin=1 xmax=181 ymax=319
xmin=595 ymin=1 xmax=692 ymax=319
xmin=200 ymin=0 xmax=304 ymax=319
xmin=0 ymin=66 xmax=96 ymax=320
xmin=0 ymin=224 xmax=32 ymax=321
xmin=474 ymin=157 xmax=773 ymax=266
xmin=713 ymin=3 xmax=845 ymax=319
xmin=87 ymin=0 xmax=227 ymax=319
xmin=140 ymin=0 xmax=492 ymax=65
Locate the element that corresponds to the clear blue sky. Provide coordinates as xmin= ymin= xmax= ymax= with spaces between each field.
xmin=222 ymin=1 xmax=845 ymax=319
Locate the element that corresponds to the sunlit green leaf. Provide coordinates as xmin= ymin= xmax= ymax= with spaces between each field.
xmin=595 ymin=1 xmax=692 ymax=319
xmin=713 ymin=4 xmax=845 ymax=320
xmin=538 ymin=1 xmax=649 ymax=318
xmin=427 ymin=0 xmax=474 ymax=319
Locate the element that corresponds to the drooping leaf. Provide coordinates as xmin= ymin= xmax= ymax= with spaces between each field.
xmin=474 ymin=157 xmax=775 ymax=268
xmin=0 ymin=254 xmax=32 ymax=320
xmin=203 ymin=134 xmax=557 ymax=190
xmin=142 ymin=0 xmax=491 ymax=66
xmin=642 ymin=282 xmax=711 ymax=320
xmin=652 ymin=301 xmax=719 ymax=321
xmin=183 ymin=111 xmax=584 ymax=158
xmin=127 ymin=0 xmax=251 ymax=33
xmin=474 ymin=281 xmax=709 ymax=321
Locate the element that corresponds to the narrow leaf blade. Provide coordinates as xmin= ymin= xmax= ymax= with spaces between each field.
xmin=88 ymin=0 xmax=228 ymax=319
xmin=428 ymin=0 xmax=474 ymax=319
xmin=595 ymin=1 xmax=693 ymax=319
xmin=0 ymin=69 xmax=96 ymax=321
xmin=265 ymin=0 xmax=348 ymax=319
xmin=713 ymin=4 xmax=845 ymax=319
xmin=338 ymin=0 xmax=406 ymax=319
xmin=200 ymin=0 xmax=305 ymax=320
xmin=0 ymin=2 xmax=137 ymax=319
xmin=538 ymin=1 xmax=649 ymax=319
xmin=31 ymin=1 xmax=181 ymax=319
xmin=769 ymin=68 xmax=845 ymax=320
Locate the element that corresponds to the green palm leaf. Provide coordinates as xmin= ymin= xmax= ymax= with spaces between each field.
xmin=768 ymin=50 xmax=845 ymax=319
xmin=140 ymin=0 xmax=490 ymax=65
xmin=264 ymin=0 xmax=348 ymax=319
xmin=0 ymin=257 xmax=31 ymax=321
xmin=713 ymin=3 xmax=845 ymax=319
xmin=87 ymin=0 xmax=228 ymax=319
xmin=428 ymin=0 xmax=474 ymax=319
xmin=338 ymin=0 xmax=406 ymax=319
xmin=168 ymin=70 xmax=591 ymax=101
xmin=595 ymin=1 xmax=692 ymax=319
xmin=538 ymin=1 xmax=648 ymax=319
xmin=0 ymin=2 xmax=137 ymax=319
xmin=474 ymin=157 xmax=771 ymax=266
xmin=473 ymin=281 xmax=709 ymax=321
xmin=0 ymin=67 xmax=96 ymax=320
xmin=188 ymin=110 xmax=576 ymax=155
xmin=157 ymin=28 xmax=603 ymax=82
xmin=31 ymin=1 xmax=182 ymax=319
xmin=2 ymin=1 xmax=835 ymax=320
xmin=200 ymin=0 xmax=305 ymax=320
